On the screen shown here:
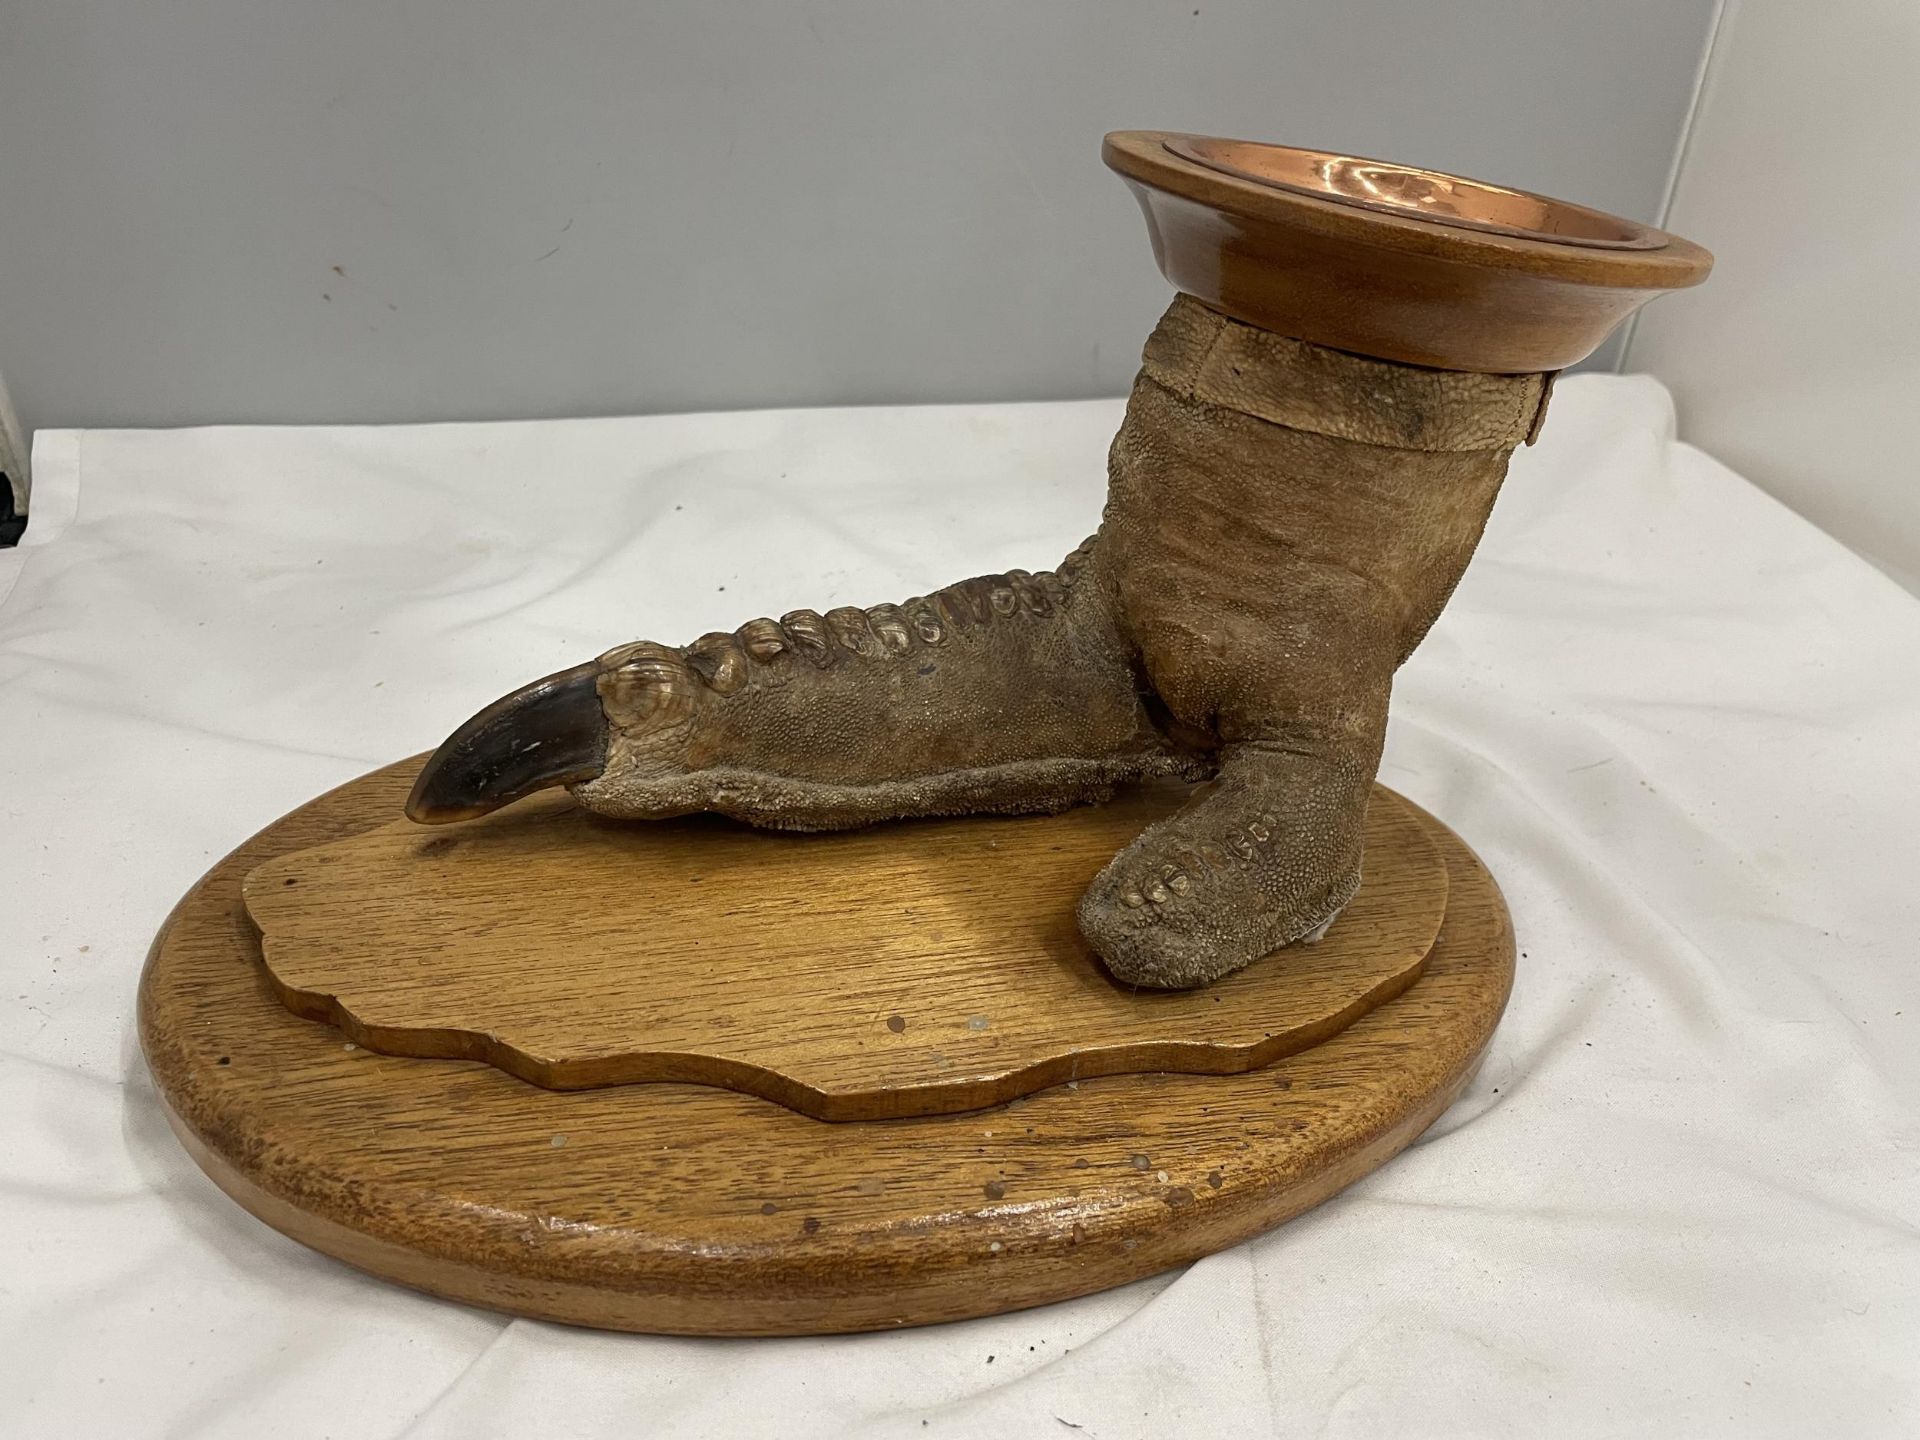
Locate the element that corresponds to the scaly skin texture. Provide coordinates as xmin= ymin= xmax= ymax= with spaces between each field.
xmin=565 ymin=295 xmax=1547 ymax=987
xmin=573 ymin=545 xmax=1211 ymax=828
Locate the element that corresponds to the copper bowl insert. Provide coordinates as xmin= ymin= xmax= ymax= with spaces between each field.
xmin=1164 ymin=136 xmax=1665 ymax=252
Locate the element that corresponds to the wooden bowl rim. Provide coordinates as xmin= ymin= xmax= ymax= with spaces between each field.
xmin=1103 ymin=130 xmax=1713 ymax=292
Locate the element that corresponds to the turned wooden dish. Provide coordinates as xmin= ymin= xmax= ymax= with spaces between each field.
xmin=1104 ymin=130 xmax=1712 ymax=372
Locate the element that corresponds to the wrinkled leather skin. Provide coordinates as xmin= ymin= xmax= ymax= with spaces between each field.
xmin=575 ymin=544 xmax=1209 ymax=830
xmin=572 ymin=295 xmax=1547 ymax=987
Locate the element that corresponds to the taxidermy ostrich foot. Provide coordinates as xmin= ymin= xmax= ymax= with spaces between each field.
xmin=410 ymin=298 xmax=1549 ymax=988
xmin=406 ymin=540 xmax=1213 ymax=832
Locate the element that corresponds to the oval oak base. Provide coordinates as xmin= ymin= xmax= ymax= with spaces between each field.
xmin=241 ymin=783 xmax=1450 ymax=1120
xmin=139 ymin=759 xmax=1514 ymax=1336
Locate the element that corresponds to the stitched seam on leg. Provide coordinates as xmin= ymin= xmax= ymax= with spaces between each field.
xmin=1142 ymin=298 xmax=1543 ymax=452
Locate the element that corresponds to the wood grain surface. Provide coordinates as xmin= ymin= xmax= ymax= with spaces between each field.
xmin=243 ymin=784 xmax=1447 ymax=1119
xmin=140 ymin=758 xmax=1513 ymax=1336
xmin=1102 ymin=130 xmax=1712 ymax=374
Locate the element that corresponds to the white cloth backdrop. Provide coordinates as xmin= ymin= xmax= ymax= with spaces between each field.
xmin=3 ymin=376 xmax=1915 ymax=1438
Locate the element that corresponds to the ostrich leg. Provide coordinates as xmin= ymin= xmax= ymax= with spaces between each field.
xmin=409 ymin=131 xmax=1710 ymax=989
xmin=1075 ymin=298 xmax=1545 ymax=985
xmin=410 ymin=297 xmax=1545 ymax=986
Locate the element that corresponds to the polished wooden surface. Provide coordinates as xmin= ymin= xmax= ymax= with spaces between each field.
xmin=141 ymin=759 xmax=1513 ymax=1335
xmin=1163 ymin=135 xmax=1667 ymax=250
xmin=244 ymin=785 xmax=1447 ymax=1119
xmin=1104 ymin=130 xmax=1713 ymax=374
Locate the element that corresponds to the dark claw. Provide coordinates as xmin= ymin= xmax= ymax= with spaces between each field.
xmin=405 ymin=662 xmax=608 ymax=823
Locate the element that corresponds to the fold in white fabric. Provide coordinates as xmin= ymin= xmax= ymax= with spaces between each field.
xmin=2 ymin=376 xmax=1915 ymax=1438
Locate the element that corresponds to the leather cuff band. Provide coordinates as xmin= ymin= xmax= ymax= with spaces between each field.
xmin=1141 ymin=295 xmax=1552 ymax=453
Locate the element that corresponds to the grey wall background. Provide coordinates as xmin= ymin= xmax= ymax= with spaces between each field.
xmin=0 ymin=1 xmax=1718 ymax=437
xmin=1624 ymin=0 xmax=1920 ymax=596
